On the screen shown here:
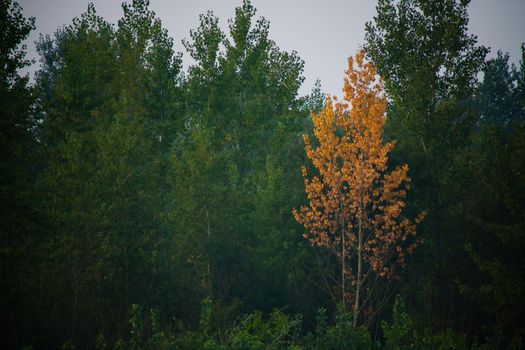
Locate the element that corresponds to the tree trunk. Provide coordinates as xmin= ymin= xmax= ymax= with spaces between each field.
xmin=71 ymin=265 xmax=78 ymax=343
xmin=338 ymin=187 xmax=346 ymax=306
xmin=205 ymin=208 xmax=212 ymax=296
xmin=342 ymin=218 xmax=346 ymax=305
xmin=353 ymin=213 xmax=363 ymax=327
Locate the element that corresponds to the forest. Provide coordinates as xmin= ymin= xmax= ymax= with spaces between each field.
xmin=1 ymin=0 xmax=524 ymax=349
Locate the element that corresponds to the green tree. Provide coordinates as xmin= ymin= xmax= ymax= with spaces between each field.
xmin=365 ymin=0 xmax=487 ymax=155
xmin=475 ymin=51 xmax=522 ymax=127
xmin=0 ymin=0 xmax=38 ymax=348
xmin=34 ymin=1 xmax=183 ymax=347
xmin=449 ymin=48 xmax=525 ymax=344
xmin=364 ymin=0 xmax=488 ymax=331
xmin=172 ymin=0 xmax=309 ymax=312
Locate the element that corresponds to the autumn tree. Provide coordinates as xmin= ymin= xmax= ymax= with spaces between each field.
xmin=293 ymin=51 xmax=423 ymax=327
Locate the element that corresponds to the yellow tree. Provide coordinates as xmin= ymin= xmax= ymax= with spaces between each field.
xmin=293 ymin=50 xmax=423 ymax=327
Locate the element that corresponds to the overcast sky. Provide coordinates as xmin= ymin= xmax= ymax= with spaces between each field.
xmin=18 ymin=0 xmax=525 ymax=97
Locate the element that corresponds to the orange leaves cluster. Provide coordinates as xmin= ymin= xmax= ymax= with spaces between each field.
xmin=293 ymin=50 xmax=423 ymax=284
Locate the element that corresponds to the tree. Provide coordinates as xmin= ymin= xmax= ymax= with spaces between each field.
xmin=170 ymin=0 xmax=309 ymax=315
xmin=0 ymin=0 xmax=35 ymax=229
xmin=0 ymin=0 xmax=37 ymax=348
xmin=293 ymin=51 xmax=423 ymax=327
xmin=364 ymin=0 xmax=488 ymax=331
xmin=475 ymin=51 xmax=521 ymax=127
xmin=34 ymin=1 xmax=184 ymax=347
xmin=365 ymin=0 xmax=488 ymax=157
xmin=446 ymin=47 xmax=525 ymax=343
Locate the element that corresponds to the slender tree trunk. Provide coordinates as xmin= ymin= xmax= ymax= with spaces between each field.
xmin=71 ymin=265 xmax=78 ymax=343
xmin=342 ymin=218 xmax=346 ymax=305
xmin=338 ymin=187 xmax=346 ymax=306
xmin=205 ymin=208 xmax=212 ymax=296
xmin=353 ymin=212 xmax=363 ymax=327
xmin=71 ymin=232 xmax=79 ymax=344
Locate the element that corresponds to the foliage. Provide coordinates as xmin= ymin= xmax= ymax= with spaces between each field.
xmin=294 ymin=51 xmax=423 ymax=326
xmin=307 ymin=304 xmax=375 ymax=350
xmin=382 ymin=296 xmax=469 ymax=350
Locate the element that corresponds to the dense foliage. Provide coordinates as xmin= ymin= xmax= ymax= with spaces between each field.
xmin=1 ymin=0 xmax=523 ymax=349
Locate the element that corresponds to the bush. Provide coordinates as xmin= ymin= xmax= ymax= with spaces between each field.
xmin=382 ymin=296 xmax=468 ymax=350
xmin=228 ymin=309 xmax=303 ymax=350
xmin=309 ymin=304 xmax=376 ymax=350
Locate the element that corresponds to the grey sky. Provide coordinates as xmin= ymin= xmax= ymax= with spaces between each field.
xmin=19 ymin=0 xmax=525 ymax=97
